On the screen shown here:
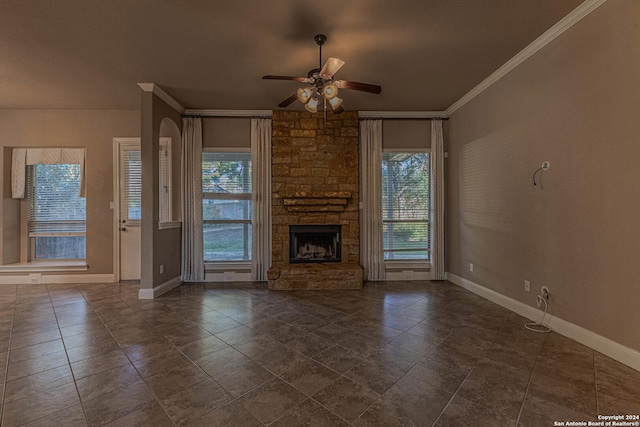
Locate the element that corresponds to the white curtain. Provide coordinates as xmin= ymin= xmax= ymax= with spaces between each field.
xmin=181 ymin=117 xmax=204 ymax=282
xmin=360 ymin=119 xmax=386 ymax=280
xmin=431 ymin=119 xmax=446 ymax=280
xmin=12 ymin=148 xmax=86 ymax=198
xmin=251 ymin=118 xmax=272 ymax=281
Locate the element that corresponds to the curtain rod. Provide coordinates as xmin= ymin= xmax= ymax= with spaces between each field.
xmin=184 ymin=109 xmax=272 ymax=117
xmin=358 ymin=117 xmax=449 ymax=120
xmin=183 ymin=110 xmax=447 ymax=120
xmin=358 ymin=111 xmax=448 ymax=119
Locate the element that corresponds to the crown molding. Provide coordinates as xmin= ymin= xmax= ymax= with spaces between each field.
xmin=358 ymin=111 xmax=447 ymax=119
xmin=184 ymin=109 xmax=272 ymax=117
xmin=445 ymin=0 xmax=608 ymax=116
xmin=137 ymin=83 xmax=185 ymax=114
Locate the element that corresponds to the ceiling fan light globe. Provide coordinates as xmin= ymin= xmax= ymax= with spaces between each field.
xmin=297 ymin=87 xmax=313 ymax=104
xmin=329 ymin=96 xmax=343 ymax=111
xmin=323 ymin=84 xmax=338 ymax=99
xmin=305 ymin=97 xmax=319 ymax=113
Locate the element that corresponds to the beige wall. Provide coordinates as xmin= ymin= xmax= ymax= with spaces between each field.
xmin=447 ymin=0 xmax=640 ymax=351
xmin=383 ymin=119 xmax=431 ymax=150
xmin=0 ymin=110 xmax=140 ymax=274
xmin=203 ymin=117 xmax=250 ymax=148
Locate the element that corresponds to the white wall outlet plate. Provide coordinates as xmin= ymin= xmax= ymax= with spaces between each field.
xmin=525 ymin=280 xmax=531 ymax=292
xmin=469 ymin=263 xmax=474 ymax=272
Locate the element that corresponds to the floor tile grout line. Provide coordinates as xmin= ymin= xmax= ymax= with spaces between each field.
xmin=96 ymin=294 xmax=185 ymax=427
xmin=74 ymin=284 xmax=180 ymax=427
xmin=181 ymin=298 xmax=385 ymax=426
xmin=0 ymin=284 xmax=19 ymax=426
xmin=113 ymin=290 xmax=309 ymax=425
xmin=428 ymin=303 xmax=513 ymax=426
xmin=6 ymin=281 xmax=627 ymax=426
xmin=514 ymin=328 xmax=547 ymax=427
xmin=8 ymin=285 xmax=86 ymax=426
xmin=47 ymin=283 xmax=92 ymax=427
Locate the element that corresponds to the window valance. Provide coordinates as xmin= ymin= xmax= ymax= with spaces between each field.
xmin=12 ymin=148 xmax=86 ymax=199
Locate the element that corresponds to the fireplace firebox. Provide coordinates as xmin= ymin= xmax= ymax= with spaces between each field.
xmin=289 ymin=225 xmax=341 ymax=264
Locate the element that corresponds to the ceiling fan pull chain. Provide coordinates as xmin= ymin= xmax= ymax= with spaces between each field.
xmin=324 ymin=97 xmax=327 ymax=124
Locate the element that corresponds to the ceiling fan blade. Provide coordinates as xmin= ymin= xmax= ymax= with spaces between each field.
xmin=278 ymin=93 xmax=299 ymax=108
xmin=336 ymin=80 xmax=382 ymax=94
xmin=263 ymin=75 xmax=310 ymax=82
xmin=319 ymin=57 xmax=345 ymax=78
xmin=332 ymin=105 xmax=344 ymax=114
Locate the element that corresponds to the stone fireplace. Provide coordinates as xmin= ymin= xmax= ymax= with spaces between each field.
xmin=267 ymin=110 xmax=364 ymax=290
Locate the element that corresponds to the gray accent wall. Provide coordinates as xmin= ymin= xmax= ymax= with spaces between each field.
xmin=446 ymin=0 xmax=640 ymax=351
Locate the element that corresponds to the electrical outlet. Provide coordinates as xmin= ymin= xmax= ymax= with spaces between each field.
xmin=469 ymin=263 xmax=474 ymax=272
xmin=159 ymin=265 xmax=164 ymax=274
xmin=524 ymin=280 xmax=531 ymax=292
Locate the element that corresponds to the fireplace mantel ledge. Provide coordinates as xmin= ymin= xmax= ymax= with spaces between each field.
xmin=278 ymin=191 xmax=352 ymax=213
xmin=278 ymin=191 xmax=351 ymax=199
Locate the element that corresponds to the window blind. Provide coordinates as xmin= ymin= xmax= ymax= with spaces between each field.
xmin=381 ymin=152 xmax=430 ymax=260
xmin=27 ymin=164 xmax=86 ymax=235
xmin=202 ymin=152 xmax=252 ymax=194
xmin=122 ymin=149 xmax=142 ymax=222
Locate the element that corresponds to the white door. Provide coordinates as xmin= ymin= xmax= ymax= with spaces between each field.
xmin=119 ymin=144 xmax=142 ymax=280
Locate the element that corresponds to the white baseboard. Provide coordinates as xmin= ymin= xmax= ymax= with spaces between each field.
xmin=138 ymin=275 xmax=182 ymax=299
xmin=446 ymin=272 xmax=640 ymax=373
xmin=0 ymin=273 xmax=115 ymax=285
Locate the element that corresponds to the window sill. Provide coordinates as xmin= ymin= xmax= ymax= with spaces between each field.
xmin=384 ymin=260 xmax=431 ymax=270
xmin=159 ymin=221 xmax=182 ymax=230
xmin=0 ymin=261 xmax=88 ymax=273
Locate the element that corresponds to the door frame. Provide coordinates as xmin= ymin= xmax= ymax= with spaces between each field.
xmin=113 ymin=137 xmax=141 ymax=282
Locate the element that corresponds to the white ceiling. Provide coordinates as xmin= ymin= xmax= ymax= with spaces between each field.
xmin=0 ymin=0 xmax=584 ymax=111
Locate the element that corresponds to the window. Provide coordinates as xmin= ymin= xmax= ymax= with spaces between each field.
xmin=118 ymin=139 xmax=171 ymax=226
xmin=159 ymin=139 xmax=172 ymax=223
xmin=27 ymin=164 xmax=86 ymax=260
xmin=202 ymin=152 xmax=252 ymax=261
xmin=121 ymin=147 xmax=141 ymax=223
xmin=382 ymin=152 xmax=430 ymax=260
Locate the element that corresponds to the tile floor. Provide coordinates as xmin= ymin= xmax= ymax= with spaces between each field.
xmin=0 ymin=280 xmax=638 ymax=426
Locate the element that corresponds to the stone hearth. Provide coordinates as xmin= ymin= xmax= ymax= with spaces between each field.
xmin=268 ymin=110 xmax=363 ymax=290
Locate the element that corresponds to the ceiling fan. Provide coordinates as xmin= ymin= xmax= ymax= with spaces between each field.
xmin=263 ymin=34 xmax=382 ymax=114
